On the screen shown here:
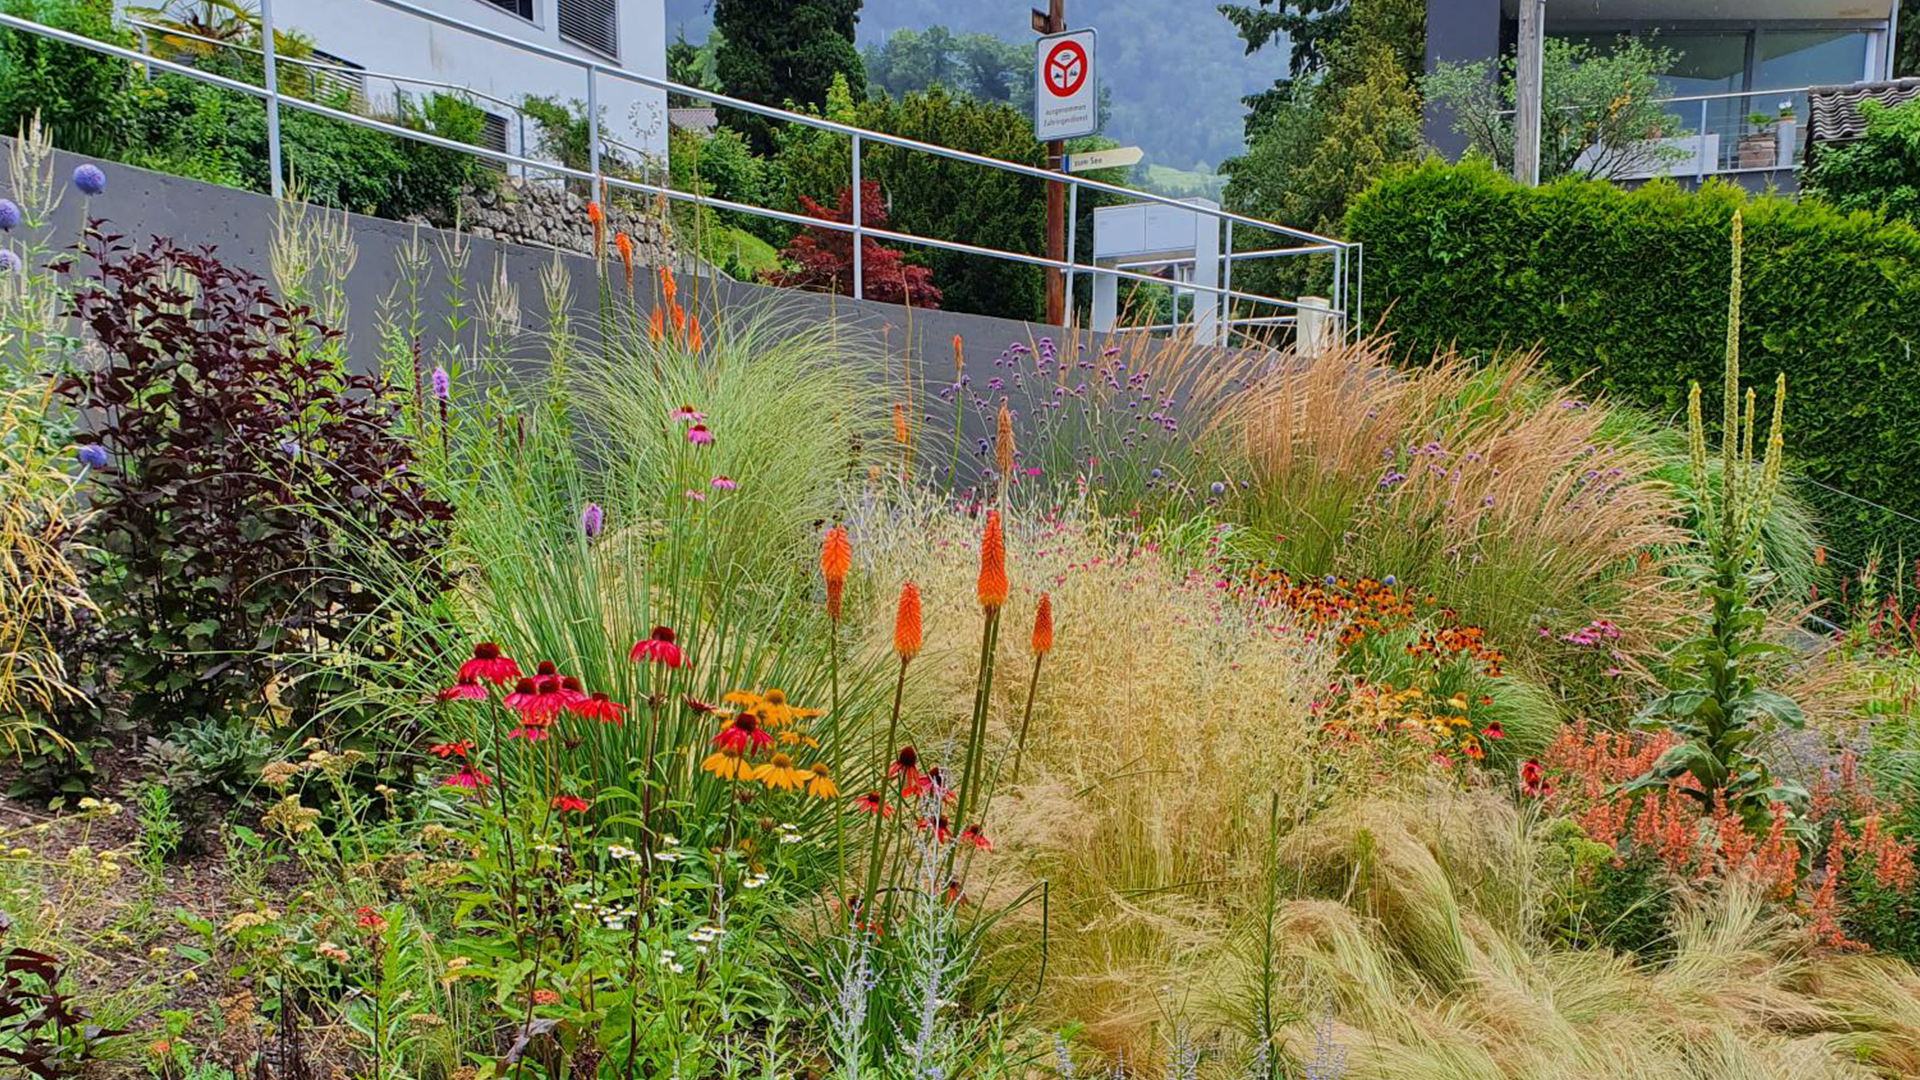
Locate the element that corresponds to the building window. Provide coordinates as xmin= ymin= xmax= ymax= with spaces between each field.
xmin=479 ymin=110 xmax=511 ymax=169
xmin=307 ymin=49 xmax=366 ymax=108
xmin=478 ymin=0 xmax=535 ymax=19
xmin=557 ymin=0 xmax=618 ymax=59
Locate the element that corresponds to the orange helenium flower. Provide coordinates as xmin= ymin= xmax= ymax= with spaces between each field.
xmin=1031 ymin=592 xmax=1053 ymax=655
xmin=822 ymin=524 xmax=851 ymax=619
xmin=977 ymin=511 xmax=1007 ymax=612
xmin=894 ymin=581 xmax=923 ymax=661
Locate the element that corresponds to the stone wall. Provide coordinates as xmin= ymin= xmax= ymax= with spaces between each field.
xmin=458 ymin=175 xmax=672 ymax=264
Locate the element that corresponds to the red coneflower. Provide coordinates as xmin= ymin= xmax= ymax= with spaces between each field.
xmin=684 ymin=696 xmax=718 ymax=714
xmin=503 ymin=678 xmax=545 ymax=718
xmin=1519 ymin=759 xmax=1551 ymax=798
xmin=917 ymin=815 xmax=953 ymax=843
xmin=922 ymin=767 xmax=956 ymax=804
xmin=854 ymin=790 xmax=892 ymax=817
xmin=355 ymin=906 xmax=387 ymax=931
xmin=821 ymin=524 xmax=851 ymax=620
xmin=507 ymin=725 xmax=552 ymax=741
xmin=1031 ymin=592 xmax=1053 ymax=656
xmin=458 ymin=642 xmax=520 ymax=685
xmin=890 ymin=745 xmax=924 ymax=795
xmin=959 ymin=824 xmax=991 ymax=851
xmin=551 ymin=794 xmax=591 ymax=813
xmin=558 ymin=676 xmax=590 ymax=709
xmin=429 ymin=741 xmax=473 ymax=759
xmin=1481 ymin=721 xmax=1505 ymax=741
xmin=436 ymin=675 xmax=488 ymax=701
xmin=712 ymin=713 xmax=773 ymax=755
xmin=686 ymin=423 xmax=713 ymax=446
xmin=575 ymin=692 xmax=626 ymax=724
xmin=894 ymin=582 xmax=923 ymax=661
xmin=630 ymin=626 xmax=684 ymax=668
xmin=977 ymin=510 xmax=1007 ymax=612
xmin=441 ymin=764 xmax=490 ymax=789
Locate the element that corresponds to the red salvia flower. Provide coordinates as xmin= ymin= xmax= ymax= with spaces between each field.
xmin=711 ymin=713 xmax=772 ymax=754
xmin=551 ymin=794 xmax=591 ymax=813
xmin=459 ymin=642 xmax=521 ymax=685
xmin=437 ymin=675 xmax=488 ymax=701
xmin=630 ymin=626 xmax=684 ymax=668
xmin=429 ymin=741 xmax=473 ymax=759
xmin=854 ymin=791 xmax=892 ymax=817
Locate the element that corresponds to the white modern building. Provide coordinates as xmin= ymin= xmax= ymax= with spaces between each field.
xmin=260 ymin=0 xmax=668 ymax=166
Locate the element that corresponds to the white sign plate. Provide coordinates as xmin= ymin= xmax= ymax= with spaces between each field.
xmin=1034 ymin=29 xmax=1098 ymax=141
xmin=1063 ymin=146 xmax=1142 ymax=173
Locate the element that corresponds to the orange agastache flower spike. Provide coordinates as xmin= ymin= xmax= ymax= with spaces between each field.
xmin=822 ymin=524 xmax=852 ymax=620
xmin=977 ymin=510 xmax=1007 ymax=612
xmin=894 ymin=582 xmax=923 ymax=661
xmin=614 ymin=231 xmax=633 ymax=286
xmin=1031 ymin=592 xmax=1053 ymax=655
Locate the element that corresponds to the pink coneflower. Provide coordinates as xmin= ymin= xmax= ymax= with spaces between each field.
xmin=458 ymin=642 xmax=521 ymax=685
xmin=442 ymin=764 xmax=490 ymax=789
xmin=710 ymin=475 xmax=736 ymax=490
xmin=630 ymin=626 xmax=684 ymax=668
xmin=684 ymin=489 xmax=707 ymax=502
xmin=711 ymin=713 xmax=772 ymax=754
xmin=686 ymin=423 xmax=713 ymax=445
xmin=575 ymin=692 xmax=626 ymax=724
xmin=436 ymin=675 xmax=487 ymax=701
xmin=671 ymin=405 xmax=704 ymax=423
xmin=550 ymin=794 xmax=591 ymax=813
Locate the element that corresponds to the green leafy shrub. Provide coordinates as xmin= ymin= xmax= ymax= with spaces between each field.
xmin=60 ymin=229 xmax=450 ymax=737
xmin=1537 ymin=818 xmax=1673 ymax=956
xmin=1803 ymin=97 xmax=1920 ymax=227
xmin=1346 ymin=157 xmax=1920 ymax=528
xmin=0 ymin=0 xmax=134 ymax=158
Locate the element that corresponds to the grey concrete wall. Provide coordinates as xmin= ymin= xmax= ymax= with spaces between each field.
xmin=6 ymin=147 xmax=1211 ymax=473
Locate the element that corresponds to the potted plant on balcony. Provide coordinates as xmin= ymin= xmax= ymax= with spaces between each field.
xmin=1737 ymin=111 xmax=1777 ymax=168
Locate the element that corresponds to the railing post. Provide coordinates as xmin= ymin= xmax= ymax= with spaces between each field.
xmin=587 ymin=65 xmax=601 ymax=201
xmin=1696 ymin=99 xmax=1708 ymax=184
xmin=851 ymin=133 xmax=863 ymax=301
xmin=517 ymin=112 xmax=527 ymax=182
xmin=260 ymin=0 xmax=283 ymax=198
xmin=1064 ymin=180 xmax=1077 ymax=322
xmin=132 ymin=25 xmax=150 ymax=82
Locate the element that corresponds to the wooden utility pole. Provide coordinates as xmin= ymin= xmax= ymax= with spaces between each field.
xmin=1513 ymin=0 xmax=1545 ymax=186
xmin=1034 ymin=0 xmax=1065 ymax=325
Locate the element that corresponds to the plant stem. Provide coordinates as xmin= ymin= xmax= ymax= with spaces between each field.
xmin=862 ymin=657 xmax=909 ymax=916
xmin=1009 ymin=651 xmax=1045 ymax=785
xmin=954 ymin=609 xmax=1002 ymax=837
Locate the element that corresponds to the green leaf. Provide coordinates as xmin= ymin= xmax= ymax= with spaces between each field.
xmin=1731 ymin=687 xmax=1806 ymax=730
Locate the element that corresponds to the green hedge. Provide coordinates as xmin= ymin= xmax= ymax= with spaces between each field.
xmin=1346 ymin=157 xmax=1920 ymax=525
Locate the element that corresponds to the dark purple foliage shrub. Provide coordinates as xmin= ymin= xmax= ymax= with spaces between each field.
xmin=58 ymin=224 xmax=451 ymax=732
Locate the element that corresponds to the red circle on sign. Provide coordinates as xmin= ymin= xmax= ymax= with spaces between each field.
xmin=1044 ymin=39 xmax=1087 ymax=98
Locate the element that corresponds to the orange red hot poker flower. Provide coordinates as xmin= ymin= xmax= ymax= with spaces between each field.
xmin=894 ymin=581 xmax=923 ymax=661
xmin=1031 ymin=592 xmax=1053 ymax=655
xmin=821 ymin=524 xmax=851 ymax=620
xmin=977 ymin=511 xmax=1007 ymax=612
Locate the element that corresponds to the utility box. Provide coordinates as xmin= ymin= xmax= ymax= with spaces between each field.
xmin=1090 ymin=197 xmax=1222 ymax=345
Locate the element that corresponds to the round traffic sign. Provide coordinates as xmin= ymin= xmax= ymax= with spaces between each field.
xmin=1044 ymin=39 xmax=1087 ymax=98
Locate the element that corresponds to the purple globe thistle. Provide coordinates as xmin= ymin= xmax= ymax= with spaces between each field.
xmin=581 ymin=502 xmax=604 ymax=538
xmin=74 ymin=443 xmax=109 ymax=469
xmin=430 ymin=366 xmax=450 ymax=401
xmin=1209 ymin=481 xmax=1226 ymax=497
xmin=71 ymin=164 xmax=106 ymax=196
xmin=0 ymin=200 xmax=19 ymax=231
xmin=0 ymin=250 xmax=19 ymax=274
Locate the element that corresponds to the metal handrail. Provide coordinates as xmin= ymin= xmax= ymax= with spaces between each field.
xmin=0 ymin=5 xmax=1357 ymax=334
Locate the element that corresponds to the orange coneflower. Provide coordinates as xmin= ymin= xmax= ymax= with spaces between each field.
xmin=995 ymin=400 xmax=1015 ymax=477
xmin=1031 ymin=592 xmax=1053 ymax=655
xmin=806 ymin=762 xmax=839 ymax=800
xmin=977 ymin=510 xmax=1007 ymax=612
xmin=614 ymin=231 xmax=633 ymax=286
xmin=702 ymin=747 xmax=752 ymax=781
xmin=822 ymin=524 xmax=851 ymax=620
xmin=894 ymin=581 xmax=923 ymax=661
xmin=722 ymin=689 xmax=821 ymax=730
xmin=756 ymin=753 xmax=809 ymax=791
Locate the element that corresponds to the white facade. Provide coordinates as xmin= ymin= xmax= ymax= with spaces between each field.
xmin=266 ymin=0 xmax=667 ymax=166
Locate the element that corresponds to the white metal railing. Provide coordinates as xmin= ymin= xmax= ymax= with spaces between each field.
xmin=0 ymin=1 xmax=1360 ymax=334
xmin=1652 ymin=85 xmax=1816 ymax=182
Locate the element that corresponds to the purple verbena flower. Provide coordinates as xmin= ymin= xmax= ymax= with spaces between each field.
xmin=581 ymin=501 xmax=604 ymax=538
